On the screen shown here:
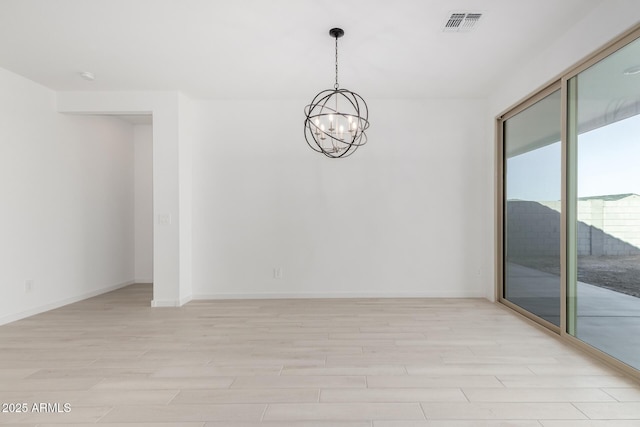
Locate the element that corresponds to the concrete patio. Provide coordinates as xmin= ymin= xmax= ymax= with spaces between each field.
xmin=506 ymin=262 xmax=640 ymax=370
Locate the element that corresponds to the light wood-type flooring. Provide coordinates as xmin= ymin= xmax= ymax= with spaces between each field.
xmin=1 ymin=283 xmax=639 ymax=426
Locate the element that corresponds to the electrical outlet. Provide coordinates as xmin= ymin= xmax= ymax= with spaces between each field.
xmin=273 ymin=268 xmax=283 ymax=280
xmin=24 ymin=280 xmax=34 ymax=293
xmin=158 ymin=214 xmax=172 ymax=225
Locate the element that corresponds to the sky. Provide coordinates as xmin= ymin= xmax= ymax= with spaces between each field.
xmin=506 ymin=114 xmax=640 ymax=201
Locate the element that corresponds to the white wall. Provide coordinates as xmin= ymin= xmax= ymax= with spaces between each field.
xmin=191 ymin=98 xmax=487 ymax=298
xmin=57 ymin=91 xmax=183 ymax=307
xmin=485 ymin=0 xmax=640 ymax=300
xmin=0 ymin=67 xmax=135 ymax=324
xmin=178 ymin=94 xmax=195 ymax=304
xmin=134 ymin=124 xmax=153 ymax=283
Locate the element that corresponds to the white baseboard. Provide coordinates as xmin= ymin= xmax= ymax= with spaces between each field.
xmin=151 ymin=299 xmax=179 ymax=307
xmin=0 ymin=280 xmax=135 ymax=326
xmin=151 ymin=294 xmax=193 ymax=308
xmin=134 ymin=277 xmax=153 ymax=284
xmin=192 ymin=291 xmax=486 ymax=300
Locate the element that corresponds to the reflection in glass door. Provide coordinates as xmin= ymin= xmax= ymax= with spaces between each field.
xmin=503 ymin=89 xmax=561 ymax=326
xmin=567 ymin=35 xmax=640 ymax=369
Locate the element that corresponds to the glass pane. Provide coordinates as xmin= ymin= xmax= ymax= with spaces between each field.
xmin=569 ymin=36 xmax=640 ymax=369
xmin=504 ymin=90 xmax=562 ymax=326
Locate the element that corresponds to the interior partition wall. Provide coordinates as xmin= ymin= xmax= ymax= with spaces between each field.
xmin=497 ymin=24 xmax=640 ymax=379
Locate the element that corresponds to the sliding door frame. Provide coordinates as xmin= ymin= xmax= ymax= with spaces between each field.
xmin=496 ymin=81 xmax=562 ymax=334
xmin=496 ymin=23 xmax=640 ymax=381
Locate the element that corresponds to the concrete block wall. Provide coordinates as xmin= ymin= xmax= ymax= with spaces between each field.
xmin=506 ymin=195 xmax=640 ymax=258
xmin=601 ymin=196 xmax=640 ymax=253
xmin=506 ymin=201 xmax=561 ymax=257
xmin=577 ymin=200 xmax=602 ymax=256
xmin=577 ymin=196 xmax=640 ymax=256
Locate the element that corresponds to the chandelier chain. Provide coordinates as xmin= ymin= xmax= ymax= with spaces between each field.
xmin=334 ymin=36 xmax=339 ymax=90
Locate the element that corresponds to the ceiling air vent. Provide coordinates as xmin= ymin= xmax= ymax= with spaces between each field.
xmin=443 ymin=12 xmax=482 ymax=32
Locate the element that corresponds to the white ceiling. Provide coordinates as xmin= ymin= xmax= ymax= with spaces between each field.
xmin=506 ymin=34 xmax=640 ymax=157
xmin=0 ymin=0 xmax=606 ymax=99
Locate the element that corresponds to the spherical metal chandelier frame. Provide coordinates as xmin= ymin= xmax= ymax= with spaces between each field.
xmin=304 ymin=28 xmax=370 ymax=158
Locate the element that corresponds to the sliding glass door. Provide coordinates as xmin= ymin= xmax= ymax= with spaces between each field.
xmin=503 ymin=89 xmax=562 ymax=327
xmin=500 ymin=26 xmax=640 ymax=377
xmin=567 ymin=35 xmax=640 ymax=370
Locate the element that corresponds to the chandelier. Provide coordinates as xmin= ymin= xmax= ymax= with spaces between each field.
xmin=304 ymin=28 xmax=370 ymax=158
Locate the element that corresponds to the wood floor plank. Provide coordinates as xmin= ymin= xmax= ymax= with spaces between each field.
xmin=98 ymin=404 xmax=266 ymax=423
xmin=203 ymin=423 xmax=370 ymax=427
xmin=374 ymin=422 xmax=542 ymax=427
xmin=320 ymin=388 xmax=467 ymax=402
xmin=420 ymin=402 xmax=587 ymax=420
xmin=0 ymin=283 xmax=637 ymax=425
xmin=171 ymin=388 xmax=320 ymax=404
xmin=263 ymin=403 xmax=425 ymax=421
xmin=36 ymin=424 xmax=204 ymax=427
